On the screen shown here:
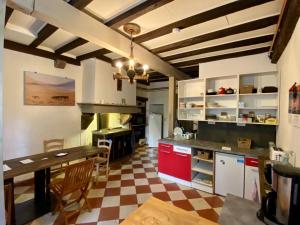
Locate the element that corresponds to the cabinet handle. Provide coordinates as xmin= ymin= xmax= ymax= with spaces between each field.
xmin=161 ymin=150 xmax=171 ymax=154
xmin=175 ymin=153 xmax=188 ymax=157
xmin=160 ymin=144 xmax=171 ymax=148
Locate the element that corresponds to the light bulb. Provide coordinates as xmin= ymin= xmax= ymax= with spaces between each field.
xmin=143 ymin=64 xmax=149 ymax=71
xmin=129 ymin=59 xmax=135 ymax=66
xmin=116 ymin=61 xmax=123 ymax=68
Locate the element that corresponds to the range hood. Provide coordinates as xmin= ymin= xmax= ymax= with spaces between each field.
xmin=77 ymin=103 xmax=141 ymax=114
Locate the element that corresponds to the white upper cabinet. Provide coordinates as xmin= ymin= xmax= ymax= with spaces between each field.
xmin=177 ymin=71 xmax=279 ymax=125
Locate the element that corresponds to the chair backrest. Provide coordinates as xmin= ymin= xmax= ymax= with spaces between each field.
xmin=97 ymin=139 xmax=112 ymax=158
xmin=44 ymin=139 xmax=64 ymax=152
xmin=62 ymin=159 xmax=95 ymax=196
xmin=4 ymin=183 xmax=12 ymax=225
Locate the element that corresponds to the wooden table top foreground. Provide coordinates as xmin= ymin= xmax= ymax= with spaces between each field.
xmin=120 ymin=197 xmax=219 ymax=225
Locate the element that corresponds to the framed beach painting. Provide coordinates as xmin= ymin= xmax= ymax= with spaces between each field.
xmin=24 ymin=71 xmax=75 ymax=106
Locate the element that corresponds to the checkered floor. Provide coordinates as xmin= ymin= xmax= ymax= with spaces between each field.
xmin=15 ymin=147 xmax=224 ymax=225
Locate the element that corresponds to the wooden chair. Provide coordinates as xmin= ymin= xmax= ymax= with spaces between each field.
xmin=44 ymin=139 xmax=68 ymax=173
xmin=4 ymin=183 xmax=12 ymax=225
xmin=94 ymin=139 xmax=112 ymax=183
xmin=50 ymin=159 xmax=95 ymax=225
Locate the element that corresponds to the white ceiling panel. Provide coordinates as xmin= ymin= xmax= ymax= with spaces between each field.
xmin=66 ymin=42 xmax=101 ymax=57
xmin=170 ymin=42 xmax=272 ymax=64
xmin=227 ymin=0 xmax=283 ymax=26
xmin=9 ymin=10 xmax=37 ymax=31
xmin=5 ymin=23 xmax=36 ymax=45
xmin=40 ymin=29 xmax=77 ymax=51
xmin=130 ymin=0 xmax=235 ymax=35
xmin=85 ymin=0 xmax=144 ymax=22
xmin=105 ymin=52 xmax=123 ymax=60
xmin=159 ymin=25 xmax=276 ymax=57
xmin=142 ymin=16 xmax=228 ymax=49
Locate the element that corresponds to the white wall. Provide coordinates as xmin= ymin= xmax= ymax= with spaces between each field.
xmin=82 ymin=59 xmax=136 ymax=105
xmin=3 ymin=51 xmax=138 ymax=162
xmin=199 ymin=53 xmax=277 ymax=78
xmin=277 ymin=19 xmax=300 ymax=167
xmin=3 ymin=49 xmax=84 ymax=160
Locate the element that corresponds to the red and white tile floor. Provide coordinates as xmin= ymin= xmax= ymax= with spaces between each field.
xmin=15 ymin=147 xmax=224 ymax=225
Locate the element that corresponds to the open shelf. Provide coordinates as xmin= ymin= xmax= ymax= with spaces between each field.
xmin=239 ymin=92 xmax=278 ymax=96
xmin=178 ymin=72 xmax=279 ymax=125
xmin=192 ymin=156 xmax=213 ymax=163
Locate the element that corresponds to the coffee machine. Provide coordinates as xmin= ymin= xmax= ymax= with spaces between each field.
xmin=258 ymin=164 xmax=300 ymax=225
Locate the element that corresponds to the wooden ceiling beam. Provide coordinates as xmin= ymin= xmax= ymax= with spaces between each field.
xmin=8 ymin=0 xmax=188 ymax=79
xmin=5 ymin=6 xmax=13 ymax=25
xmin=134 ymin=0 xmax=274 ymax=43
xmin=106 ymin=0 xmax=174 ymax=29
xmin=29 ymin=0 xmax=93 ymax=48
xmin=270 ymin=0 xmax=300 ymax=63
xmin=55 ymin=38 xmax=88 ymax=54
xmin=164 ymin=34 xmax=274 ymax=61
xmin=151 ymin=15 xmax=279 ymax=54
xmin=56 ymin=0 xmax=173 ymax=57
xmin=4 ymin=40 xmax=80 ymax=65
xmin=76 ymin=49 xmax=112 ymax=64
xmin=173 ymin=47 xmax=270 ymax=67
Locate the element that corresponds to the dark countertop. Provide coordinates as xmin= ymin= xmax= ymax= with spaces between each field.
xmin=219 ymin=194 xmax=264 ymax=225
xmin=93 ymin=128 xmax=132 ymax=135
xmin=159 ymin=136 xmax=269 ymax=158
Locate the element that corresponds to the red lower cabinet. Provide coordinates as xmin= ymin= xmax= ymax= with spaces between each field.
xmin=158 ymin=143 xmax=192 ymax=182
xmin=158 ymin=143 xmax=174 ymax=176
xmin=173 ymin=151 xmax=191 ymax=181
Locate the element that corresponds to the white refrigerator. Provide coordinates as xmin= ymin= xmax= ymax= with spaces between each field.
xmin=148 ymin=113 xmax=162 ymax=147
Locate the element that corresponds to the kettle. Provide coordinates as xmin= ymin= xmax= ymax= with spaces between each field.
xmin=218 ymin=87 xmax=226 ymax=94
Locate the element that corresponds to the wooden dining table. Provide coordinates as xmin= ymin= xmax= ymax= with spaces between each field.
xmin=3 ymin=145 xmax=100 ymax=225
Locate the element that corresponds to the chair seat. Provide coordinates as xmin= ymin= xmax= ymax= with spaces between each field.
xmin=95 ymin=157 xmax=108 ymax=164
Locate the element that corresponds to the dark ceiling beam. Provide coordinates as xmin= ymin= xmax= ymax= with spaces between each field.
xmin=5 ymin=7 xmax=13 ymax=25
xmin=4 ymin=40 xmax=80 ymax=66
xmin=30 ymin=0 xmax=93 ymax=48
xmin=270 ymin=0 xmax=300 ymax=63
xmin=151 ymin=15 xmax=279 ymax=54
xmin=106 ymin=0 xmax=174 ymax=29
xmin=55 ymin=38 xmax=88 ymax=54
xmin=76 ymin=49 xmax=112 ymax=64
xmin=164 ymin=34 xmax=274 ymax=61
xmin=134 ymin=0 xmax=274 ymax=43
xmin=55 ymin=0 xmax=173 ymax=55
xmin=172 ymin=47 xmax=270 ymax=67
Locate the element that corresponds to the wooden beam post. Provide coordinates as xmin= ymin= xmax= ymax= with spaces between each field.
xmin=0 ymin=1 xmax=6 ymax=224
xmin=168 ymin=77 xmax=176 ymax=136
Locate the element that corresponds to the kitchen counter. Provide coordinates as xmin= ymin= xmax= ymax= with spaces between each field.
xmin=219 ymin=194 xmax=263 ymax=225
xmin=159 ymin=136 xmax=269 ymax=158
xmin=93 ymin=128 xmax=131 ymax=135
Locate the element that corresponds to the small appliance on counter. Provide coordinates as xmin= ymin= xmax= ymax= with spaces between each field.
xmin=257 ymin=164 xmax=300 ymax=225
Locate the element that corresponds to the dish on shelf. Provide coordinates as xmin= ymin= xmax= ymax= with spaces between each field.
xmin=206 ymin=91 xmax=217 ymax=95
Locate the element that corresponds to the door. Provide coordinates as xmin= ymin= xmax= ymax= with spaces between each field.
xmin=158 ymin=143 xmax=174 ymax=176
xmin=215 ymin=153 xmax=245 ymax=197
xmin=148 ymin=114 xmax=162 ymax=147
xmin=173 ymin=151 xmax=191 ymax=181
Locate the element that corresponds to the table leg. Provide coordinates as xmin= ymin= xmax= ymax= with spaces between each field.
xmin=4 ymin=178 xmax=15 ymax=225
xmin=34 ymin=168 xmax=51 ymax=205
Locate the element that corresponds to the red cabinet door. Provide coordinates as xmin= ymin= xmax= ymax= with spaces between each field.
xmin=173 ymin=152 xmax=191 ymax=181
xmin=158 ymin=143 xmax=174 ymax=176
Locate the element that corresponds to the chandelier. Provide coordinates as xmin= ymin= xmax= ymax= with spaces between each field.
xmin=113 ymin=23 xmax=149 ymax=84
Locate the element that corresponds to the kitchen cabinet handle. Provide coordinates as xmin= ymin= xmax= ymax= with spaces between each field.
xmin=160 ymin=150 xmax=171 ymax=154
xmin=175 ymin=153 xmax=188 ymax=157
xmin=160 ymin=144 xmax=171 ymax=148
